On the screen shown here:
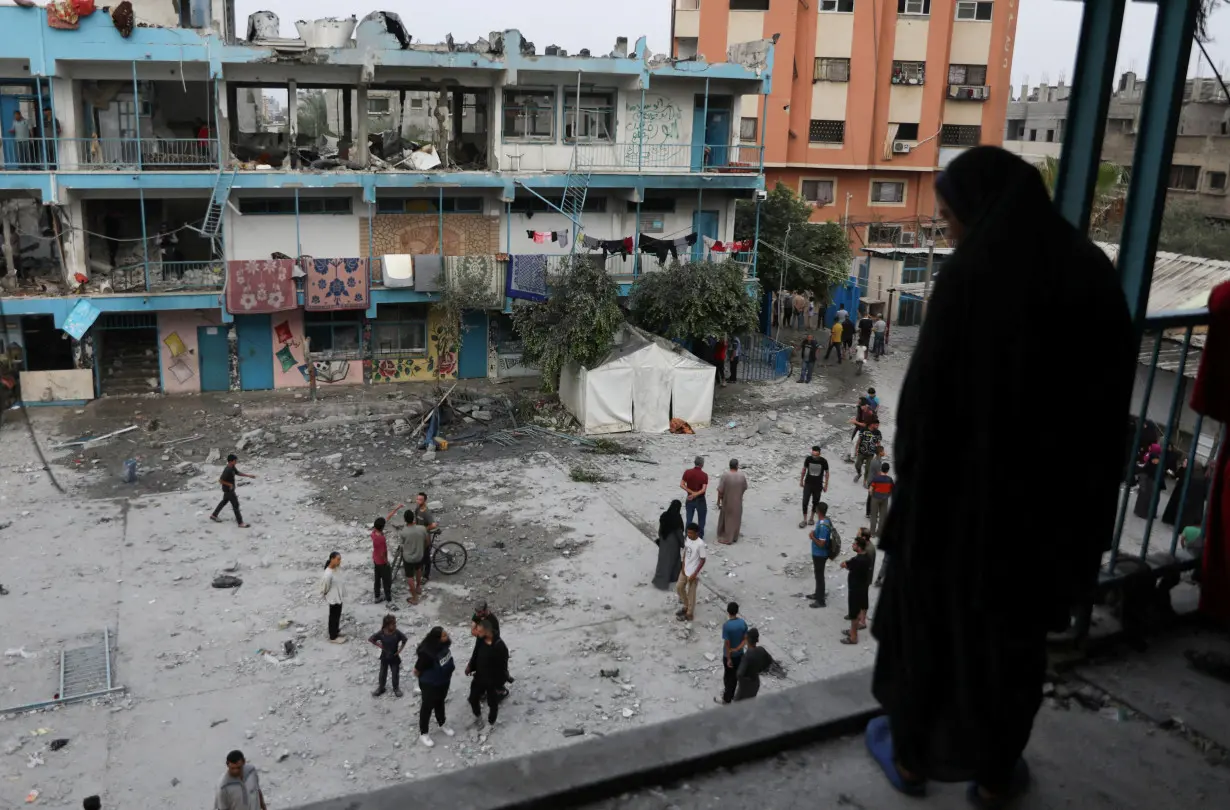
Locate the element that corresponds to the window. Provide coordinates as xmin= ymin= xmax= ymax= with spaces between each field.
xmin=801 ymin=180 xmax=835 ymax=205
xmin=238 ymin=197 xmax=352 ymax=215
xmin=304 ymin=311 xmax=362 ymax=353
xmin=1209 ymin=171 xmax=1228 ymax=191
xmin=955 ymin=1 xmax=993 ymax=21
xmin=1168 ymin=165 xmax=1200 ymax=190
xmin=808 ymin=120 xmax=846 ymax=144
xmin=820 ymin=0 xmax=855 ymax=11
xmin=891 ymin=61 xmax=926 ymax=85
xmin=814 ymin=58 xmax=851 ymax=83
xmin=947 ymin=64 xmax=988 ymax=86
xmin=373 ymin=304 xmax=427 ymax=355
xmin=729 ymin=0 xmax=770 ymax=8
xmin=639 ymin=213 xmax=666 ymax=234
xmin=367 ymin=97 xmax=390 ymax=114
xmin=894 ymin=123 xmax=920 ymax=141
xmin=564 ymin=91 xmax=615 ymax=142
xmin=375 ymin=197 xmax=484 ymax=214
xmin=1029 ymin=129 xmax=1037 ymax=141
xmin=739 ymin=116 xmax=758 ymax=142
xmin=628 ymin=198 xmax=677 ymax=213
xmin=409 ymin=98 xmax=424 ymax=109
xmin=920 ymin=223 xmax=948 ymax=244
xmin=512 ymin=195 xmax=607 ymax=214
xmin=503 ymin=89 xmax=555 ymax=140
xmin=868 ymin=224 xmax=903 ymax=244
xmin=898 ymin=0 xmax=930 ymax=13
xmin=941 ymin=124 xmax=981 ymax=146
xmin=1045 ymin=129 xmax=1054 ymax=142
xmin=870 ymin=181 xmax=905 ymax=204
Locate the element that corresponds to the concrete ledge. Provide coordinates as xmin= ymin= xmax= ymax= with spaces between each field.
xmin=292 ymin=668 xmax=879 ymax=810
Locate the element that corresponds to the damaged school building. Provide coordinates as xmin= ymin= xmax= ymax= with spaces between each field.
xmin=0 ymin=1 xmax=771 ymax=402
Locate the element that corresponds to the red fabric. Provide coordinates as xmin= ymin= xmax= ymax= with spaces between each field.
xmin=1192 ymin=281 xmax=1230 ymax=627
xmin=371 ymin=530 xmax=388 ymax=565
xmin=72 ymin=0 xmax=96 ymax=15
xmin=623 ymin=237 xmax=635 ymax=252
xmin=682 ymin=467 xmax=709 ymax=493
xmin=711 ymin=241 xmax=728 ymax=253
xmin=714 ymin=340 xmax=727 ymax=361
xmin=225 ymin=259 xmax=297 ymax=314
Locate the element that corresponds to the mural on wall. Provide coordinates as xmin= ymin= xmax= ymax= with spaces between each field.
xmin=370 ymin=309 xmax=458 ymax=384
xmin=162 ymin=331 xmax=195 ymax=384
xmin=273 ymin=318 xmax=303 ymax=373
xmin=299 ymin=360 xmax=352 ymax=384
xmin=623 ymin=94 xmax=684 ymax=164
xmin=360 ymin=215 xmax=500 ymax=269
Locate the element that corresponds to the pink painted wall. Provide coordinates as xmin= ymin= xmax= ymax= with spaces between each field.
xmin=272 ymin=309 xmax=365 ymax=389
xmin=158 ymin=310 xmax=224 ymax=394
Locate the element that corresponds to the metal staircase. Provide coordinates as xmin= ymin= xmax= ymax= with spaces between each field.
xmin=518 ymin=148 xmax=592 ymax=255
xmin=195 ymin=169 xmax=237 ymax=240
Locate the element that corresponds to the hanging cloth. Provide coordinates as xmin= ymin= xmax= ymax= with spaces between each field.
xmin=556 ymin=231 xmax=570 ymax=250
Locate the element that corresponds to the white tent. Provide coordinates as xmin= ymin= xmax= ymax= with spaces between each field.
xmin=560 ymin=326 xmax=715 ymax=434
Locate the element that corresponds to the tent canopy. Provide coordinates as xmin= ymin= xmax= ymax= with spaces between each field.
xmin=560 ymin=325 xmax=715 ymax=434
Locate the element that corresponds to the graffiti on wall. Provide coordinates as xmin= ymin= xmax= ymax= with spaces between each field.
xmin=298 ymin=360 xmax=352 ymax=384
xmin=624 ymin=95 xmax=683 ymax=143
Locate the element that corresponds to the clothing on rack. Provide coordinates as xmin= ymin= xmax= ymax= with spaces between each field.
xmin=526 ymin=230 xmax=553 ymax=244
xmin=581 ymin=234 xmax=603 ymax=250
xmin=557 ymin=231 xmax=570 ymax=250
xmin=639 ymin=233 xmax=698 ymax=263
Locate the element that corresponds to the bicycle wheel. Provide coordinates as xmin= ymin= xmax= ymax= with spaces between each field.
xmin=432 ymin=541 xmax=468 ymax=575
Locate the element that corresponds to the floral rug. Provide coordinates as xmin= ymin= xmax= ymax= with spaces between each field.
xmin=224 ymin=259 xmax=296 ymax=314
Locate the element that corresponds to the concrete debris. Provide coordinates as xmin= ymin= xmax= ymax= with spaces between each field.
xmin=600 ymin=668 xmax=621 ymax=679
xmin=206 ymin=448 xmax=221 ymax=463
xmin=562 ymin=728 xmax=585 ymax=737
xmin=766 ymin=411 xmax=778 ymax=421
xmin=3 ymin=737 xmax=24 ymax=755
xmin=756 ymin=420 xmax=774 ymax=435
xmin=703 ymin=653 xmax=717 ymax=662
xmin=223 ymin=560 xmax=240 ymax=572
xmin=790 ymin=648 xmax=808 ymax=664
xmin=211 ymin=575 xmax=243 ymax=589
xmin=776 ymin=423 xmax=797 ymax=435
xmin=4 ymin=647 xmax=36 ymax=659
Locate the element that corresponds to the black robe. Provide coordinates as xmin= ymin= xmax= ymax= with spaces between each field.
xmin=870 ymin=147 xmax=1136 ymax=783
xmin=654 ymin=502 xmax=685 ymax=589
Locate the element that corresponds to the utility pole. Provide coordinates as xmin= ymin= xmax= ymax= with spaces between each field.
xmin=920 ymin=198 xmax=938 ymax=321
xmin=775 ymin=223 xmax=792 ymax=343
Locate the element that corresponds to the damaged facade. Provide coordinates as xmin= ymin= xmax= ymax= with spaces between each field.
xmin=0 ymin=4 xmax=772 ymax=401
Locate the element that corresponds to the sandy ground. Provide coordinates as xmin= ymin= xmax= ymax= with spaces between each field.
xmin=0 ymin=326 xmax=913 ymax=808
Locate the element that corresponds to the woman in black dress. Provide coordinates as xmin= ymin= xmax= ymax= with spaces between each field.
xmin=653 ymin=500 xmax=685 ymax=590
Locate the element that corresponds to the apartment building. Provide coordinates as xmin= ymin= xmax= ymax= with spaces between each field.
xmin=1004 ymin=71 xmax=1230 ymax=219
xmin=0 ymin=3 xmax=770 ymax=400
xmin=672 ymin=0 xmax=1018 ymax=249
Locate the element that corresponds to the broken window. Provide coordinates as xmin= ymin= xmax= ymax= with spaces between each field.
xmin=947 ymin=64 xmax=987 ymax=86
xmin=814 ymin=58 xmax=851 ymax=83
xmin=564 ymin=92 xmax=615 ymax=142
xmin=504 ymin=90 xmax=556 ymax=140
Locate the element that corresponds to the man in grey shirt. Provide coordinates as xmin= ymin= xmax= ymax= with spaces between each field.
xmin=398 ymin=509 xmax=429 ymax=604
xmin=216 ymin=750 xmax=266 ymax=810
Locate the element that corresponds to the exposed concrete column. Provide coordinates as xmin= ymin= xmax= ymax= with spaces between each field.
xmin=356 ymin=85 xmax=369 ymax=165
xmin=216 ymin=80 xmax=232 ymax=166
xmin=1 ymin=203 xmax=15 ymax=278
xmin=287 ymin=79 xmax=298 ymax=168
xmin=58 ymin=195 xmax=87 ymax=286
xmin=51 ymin=72 xmax=79 ymax=170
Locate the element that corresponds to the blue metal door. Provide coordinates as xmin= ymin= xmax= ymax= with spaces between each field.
xmin=197 ymin=325 xmax=231 ymax=392
xmin=458 ymin=310 xmax=488 ymax=379
xmin=234 ymin=314 xmax=273 ymax=391
xmin=705 ymin=109 xmax=731 ymax=168
xmin=692 ymin=210 xmax=719 ymax=259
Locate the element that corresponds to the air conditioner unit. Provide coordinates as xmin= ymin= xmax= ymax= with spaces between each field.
xmin=899 ymin=231 xmax=916 ymax=246
xmin=892 ymin=141 xmax=911 ymax=154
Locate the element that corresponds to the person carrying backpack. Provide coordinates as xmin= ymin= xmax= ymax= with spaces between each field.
xmin=808 ymin=502 xmax=838 ymax=608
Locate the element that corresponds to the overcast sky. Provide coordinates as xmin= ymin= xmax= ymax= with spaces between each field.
xmin=235 ymin=0 xmax=1230 ymax=90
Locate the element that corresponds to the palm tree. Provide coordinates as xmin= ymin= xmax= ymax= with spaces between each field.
xmin=296 ymin=90 xmax=333 ymax=140
xmin=1037 ymin=156 xmax=1125 ymax=231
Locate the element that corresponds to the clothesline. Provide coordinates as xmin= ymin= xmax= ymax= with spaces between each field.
xmin=759 ymin=241 xmax=851 ymax=285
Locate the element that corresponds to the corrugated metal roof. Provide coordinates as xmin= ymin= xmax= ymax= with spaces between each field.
xmin=1096 ymin=242 xmax=1228 ymax=313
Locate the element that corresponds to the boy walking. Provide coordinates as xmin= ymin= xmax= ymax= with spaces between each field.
xmin=853 ymin=419 xmax=884 ymax=486
xmin=675 ymin=523 xmax=707 ymax=622
xmin=798 ymin=333 xmax=819 ymax=383
xmin=867 ymin=462 xmax=894 ymax=538
xmin=210 ymin=454 xmax=255 ymax=527
xmin=716 ymin=602 xmax=748 ymax=705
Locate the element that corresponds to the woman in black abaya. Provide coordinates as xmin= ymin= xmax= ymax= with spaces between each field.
xmin=653 ymin=500 xmax=685 ymax=590
xmin=867 ymin=147 xmax=1136 ymax=808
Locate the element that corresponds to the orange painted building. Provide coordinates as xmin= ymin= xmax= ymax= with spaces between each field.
xmin=672 ymin=0 xmax=1019 ymax=247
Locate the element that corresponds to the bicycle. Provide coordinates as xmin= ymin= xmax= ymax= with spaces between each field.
xmin=392 ymin=528 xmax=469 ymax=576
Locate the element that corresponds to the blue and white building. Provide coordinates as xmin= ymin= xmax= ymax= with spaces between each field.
xmin=0 ymin=3 xmax=771 ymax=399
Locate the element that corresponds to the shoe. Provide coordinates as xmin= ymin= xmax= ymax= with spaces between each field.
xmin=372 ymin=687 xmax=386 ymax=697
xmin=393 ymin=688 xmax=403 ymax=698
xmin=844 ymin=614 xmax=855 ymax=620
xmin=713 ymin=696 xmax=730 ymax=706
xmin=328 ymin=636 xmax=348 ymax=644
xmin=209 ymin=515 xmax=221 ymax=523
xmin=966 ymin=759 xmax=1030 ymax=809
xmin=415 ymin=684 xmax=422 ymax=694
xmin=472 ymin=715 xmax=486 ymax=730
xmin=420 ymin=734 xmax=434 ymax=748
xmin=865 ymin=716 xmax=927 ymax=797
xmin=799 ymin=520 xmax=807 ymax=528
xmin=440 ymin=726 xmax=455 ymax=737
xmin=808 ymin=517 xmax=816 ymax=526
xmin=487 ymin=718 xmax=498 ymax=729
xmin=810 ymin=600 xmax=825 ymax=608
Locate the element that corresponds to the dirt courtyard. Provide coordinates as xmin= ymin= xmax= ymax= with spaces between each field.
xmin=0 ymin=328 xmax=914 ymax=809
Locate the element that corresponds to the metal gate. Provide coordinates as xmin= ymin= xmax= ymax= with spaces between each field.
xmin=734 ymin=333 xmax=790 ymax=382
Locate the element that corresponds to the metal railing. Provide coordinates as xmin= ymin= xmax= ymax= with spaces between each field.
xmin=68 ymin=138 xmax=219 ymax=170
xmin=733 ymin=333 xmax=791 ymax=382
xmin=570 ymin=142 xmax=763 ymax=173
xmin=541 ymin=251 xmax=755 ymax=281
xmin=0 ymin=137 xmax=58 ymax=170
xmin=110 ymin=261 xmax=225 ymax=293
xmin=1106 ymin=307 xmax=1219 ymax=581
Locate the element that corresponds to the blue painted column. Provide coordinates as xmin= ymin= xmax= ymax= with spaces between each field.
xmin=131 ymin=62 xmax=143 ymax=170
xmin=1053 ymin=0 xmax=1126 ymax=233
xmin=34 ymin=77 xmax=48 ymax=169
xmin=1116 ymin=0 xmax=1200 ymax=326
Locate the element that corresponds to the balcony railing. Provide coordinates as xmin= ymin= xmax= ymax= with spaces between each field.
xmin=946 ymin=84 xmax=990 ymax=101
xmin=110 ymin=261 xmax=225 ymax=293
xmin=1105 ymin=307 xmax=1216 ymax=584
xmin=570 ymin=142 xmax=764 ymax=173
xmin=0 ymin=138 xmax=219 ymax=171
xmin=542 ymin=250 xmax=755 ymax=281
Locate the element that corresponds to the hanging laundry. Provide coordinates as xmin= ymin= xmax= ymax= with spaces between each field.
xmin=710 ymin=241 xmax=728 ymax=253
xmin=556 ymin=231 xmax=570 ymax=250
xmin=672 ymin=234 xmax=698 ymax=251
xmin=581 ymin=234 xmax=603 ymax=251
xmin=600 ymin=239 xmax=631 ymax=259
xmin=526 ymin=230 xmax=552 ymax=244
xmin=622 ymin=236 xmax=635 ymax=254
xmin=702 ymin=236 xmax=718 ymax=252
xmin=639 ymin=234 xmax=678 ymax=264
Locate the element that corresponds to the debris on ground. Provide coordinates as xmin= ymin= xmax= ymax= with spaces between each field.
xmin=211 ymin=575 xmax=243 ymax=589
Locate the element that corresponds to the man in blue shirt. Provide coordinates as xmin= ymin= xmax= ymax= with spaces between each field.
xmin=809 ymin=502 xmax=832 ymax=608
xmin=716 ymin=601 xmax=749 ymax=705
xmin=866 ymin=387 xmax=880 ymax=413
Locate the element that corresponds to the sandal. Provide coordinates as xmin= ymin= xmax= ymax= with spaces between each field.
xmin=238 ymin=523 xmax=251 ymax=529
xmin=865 ymin=716 xmax=927 ymax=796
xmin=840 ymin=636 xmax=858 ymax=644
xmin=799 ymin=520 xmax=807 ymax=529
xmin=209 ymin=515 xmax=221 ymax=523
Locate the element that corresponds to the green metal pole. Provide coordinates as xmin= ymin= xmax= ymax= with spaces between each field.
xmin=1116 ymin=0 xmax=1199 ymax=327
xmin=1053 ymin=0 xmax=1126 ymax=233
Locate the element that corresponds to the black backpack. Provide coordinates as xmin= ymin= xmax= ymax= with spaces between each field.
xmin=825 ymin=519 xmax=842 ymax=557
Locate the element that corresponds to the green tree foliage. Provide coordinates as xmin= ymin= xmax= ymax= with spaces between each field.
xmin=1155 ymin=199 xmax=1230 ymax=260
xmin=296 ymin=90 xmax=332 ymax=139
xmin=511 ymin=257 xmax=625 ymax=392
xmin=627 ymin=259 xmax=761 ymax=342
xmin=1037 ymin=156 xmax=1125 ymax=232
xmin=734 ymin=183 xmax=852 ymax=301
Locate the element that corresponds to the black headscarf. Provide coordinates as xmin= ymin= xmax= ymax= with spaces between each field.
xmin=871 ymin=146 xmax=1136 ymax=781
xmin=659 ymin=499 xmax=684 ymax=540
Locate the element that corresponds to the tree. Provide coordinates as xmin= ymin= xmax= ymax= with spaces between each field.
xmin=432 ymin=259 xmax=504 ymax=379
xmin=1037 ymin=156 xmax=1125 ymax=232
xmin=297 ymin=90 xmax=332 ymax=140
xmin=1155 ymin=199 xmax=1230 ymax=259
xmin=734 ymin=183 xmax=852 ymax=301
xmin=628 ymin=259 xmax=761 ymax=343
xmin=511 ymin=257 xmax=625 ymax=392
